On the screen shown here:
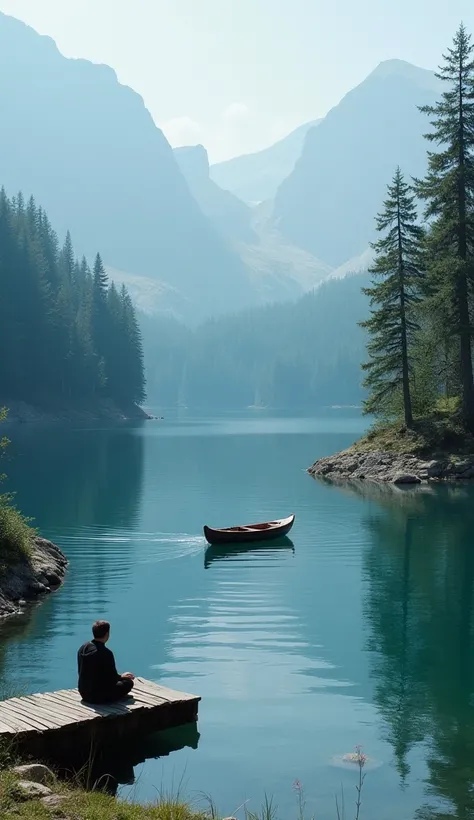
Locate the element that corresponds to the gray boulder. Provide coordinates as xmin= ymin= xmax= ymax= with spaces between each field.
xmin=17 ymin=780 xmax=53 ymax=799
xmin=41 ymin=793 xmax=69 ymax=809
xmin=393 ymin=474 xmax=421 ymax=485
xmin=13 ymin=763 xmax=55 ymax=785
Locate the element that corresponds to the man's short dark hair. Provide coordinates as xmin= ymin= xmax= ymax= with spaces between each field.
xmin=92 ymin=620 xmax=110 ymax=639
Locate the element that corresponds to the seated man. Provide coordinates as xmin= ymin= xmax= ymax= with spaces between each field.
xmin=77 ymin=620 xmax=135 ymax=704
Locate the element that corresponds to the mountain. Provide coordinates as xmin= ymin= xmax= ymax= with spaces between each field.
xmin=174 ymin=145 xmax=257 ymax=243
xmin=210 ymin=120 xmax=321 ymax=204
xmin=272 ymin=60 xmax=441 ymax=267
xmin=174 ymin=144 xmax=332 ymax=302
xmin=0 ymin=12 xmax=252 ymax=322
xmin=326 ymin=248 xmax=374 ymax=281
xmin=0 ymin=14 xmax=440 ymax=324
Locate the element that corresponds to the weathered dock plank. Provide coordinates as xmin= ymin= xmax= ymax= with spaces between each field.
xmin=0 ymin=677 xmax=200 ymax=764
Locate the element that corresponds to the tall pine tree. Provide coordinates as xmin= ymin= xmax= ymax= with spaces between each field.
xmin=92 ymin=252 xmax=109 ymax=383
xmin=416 ymin=23 xmax=474 ymax=431
xmin=361 ymin=168 xmax=424 ymax=427
xmin=120 ymin=285 xmax=146 ymax=405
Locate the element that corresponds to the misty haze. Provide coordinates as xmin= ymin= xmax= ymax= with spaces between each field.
xmin=1 ymin=4 xmax=474 ymax=820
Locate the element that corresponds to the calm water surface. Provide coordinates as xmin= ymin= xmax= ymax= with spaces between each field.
xmin=1 ymin=412 xmax=474 ymax=820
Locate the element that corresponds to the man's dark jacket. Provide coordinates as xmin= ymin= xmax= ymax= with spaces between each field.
xmin=77 ymin=640 xmax=120 ymax=702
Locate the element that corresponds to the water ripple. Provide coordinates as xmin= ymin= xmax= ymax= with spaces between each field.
xmin=53 ymin=526 xmax=205 ymax=564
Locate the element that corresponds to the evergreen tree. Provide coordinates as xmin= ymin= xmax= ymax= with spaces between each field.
xmin=105 ymin=281 xmax=123 ymax=399
xmin=26 ymin=195 xmax=38 ymax=237
xmin=92 ymin=252 xmax=109 ymax=375
xmin=37 ymin=210 xmax=60 ymax=292
xmin=416 ymin=23 xmax=474 ymax=431
xmin=360 ymin=168 xmax=424 ymax=426
xmin=93 ymin=252 xmax=108 ymax=294
xmin=59 ymin=231 xmax=75 ymax=283
xmin=0 ymin=191 xmax=19 ymax=394
xmin=119 ymin=285 xmax=146 ymax=405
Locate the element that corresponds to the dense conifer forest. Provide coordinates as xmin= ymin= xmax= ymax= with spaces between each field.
xmin=142 ymin=273 xmax=368 ymax=411
xmin=0 ymin=190 xmax=145 ymax=413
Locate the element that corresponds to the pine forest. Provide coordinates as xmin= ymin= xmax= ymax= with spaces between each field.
xmin=0 ymin=189 xmax=145 ymax=412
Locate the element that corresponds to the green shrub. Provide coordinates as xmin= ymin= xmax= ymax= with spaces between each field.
xmin=434 ymin=395 xmax=461 ymax=415
xmin=0 ymin=496 xmax=35 ymax=573
xmin=0 ymin=408 xmax=35 ymax=573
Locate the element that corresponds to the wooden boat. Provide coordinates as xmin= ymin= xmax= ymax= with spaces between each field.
xmin=203 ymin=514 xmax=295 ymax=546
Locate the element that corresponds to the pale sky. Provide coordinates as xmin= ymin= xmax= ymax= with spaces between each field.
xmin=1 ymin=0 xmax=473 ymax=162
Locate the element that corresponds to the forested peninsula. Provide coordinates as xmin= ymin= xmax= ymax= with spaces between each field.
xmin=310 ymin=24 xmax=474 ymax=484
xmin=0 ymin=190 xmax=146 ymax=422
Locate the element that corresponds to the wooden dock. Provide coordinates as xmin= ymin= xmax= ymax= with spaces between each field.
xmin=0 ymin=677 xmax=200 ymax=764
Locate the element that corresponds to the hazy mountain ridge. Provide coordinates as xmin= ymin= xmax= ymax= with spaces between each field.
xmin=174 ymin=145 xmax=257 ymax=243
xmin=326 ymin=248 xmax=374 ymax=281
xmin=272 ymin=60 xmax=441 ymax=266
xmin=0 ymin=12 xmax=252 ymax=322
xmin=210 ymin=119 xmax=321 ymax=204
xmin=0 ymin=13 xmax=442 ymax=326
xmin=174 ymin=144 xmax=333 ymax=302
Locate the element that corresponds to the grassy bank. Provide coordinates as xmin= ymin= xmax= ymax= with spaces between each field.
xmin=353 ymin=410 xmax=474 ymax=457
xmin=0 ymin=767 xmax=208 ymax=820
xmin=0 ymin=755 xmax=368 ymax=820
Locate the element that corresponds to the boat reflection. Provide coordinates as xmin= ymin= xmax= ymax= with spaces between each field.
xmin=204 ymin=536 xmax=295 ymax=568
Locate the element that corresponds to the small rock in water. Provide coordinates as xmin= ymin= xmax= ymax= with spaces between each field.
xmin=393 ymin=474 xmax=421 ymax=485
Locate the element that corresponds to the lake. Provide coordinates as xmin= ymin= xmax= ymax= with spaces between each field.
xmin=1 ymin=411 xmax=474 ymax=820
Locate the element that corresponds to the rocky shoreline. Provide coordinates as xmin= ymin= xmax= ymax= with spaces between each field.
xmin=308 ymin=448 xmax=474 ymax=484
xmin=0 ymin=538 xmax=68 ymax=619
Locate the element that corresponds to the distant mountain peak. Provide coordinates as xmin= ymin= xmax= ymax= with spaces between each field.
xmin=372 ymin=57 xmax=425 ymax=74
xmin=175 ymin=143 xmax=208 ymax=158
xmin=272 ymin=56 xmax=441 ymax=267
xmin=368 ymin=58 xmax=440 ymax=92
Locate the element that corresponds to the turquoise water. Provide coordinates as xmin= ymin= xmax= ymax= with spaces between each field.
xmin=1 ymin=412 xmax=474 ymax=819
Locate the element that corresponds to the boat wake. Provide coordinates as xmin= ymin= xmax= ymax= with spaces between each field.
xmin=136 ymin=532 xmax=205 ymax=563
xmin=51 ymin=526 xmax=205 ymax=563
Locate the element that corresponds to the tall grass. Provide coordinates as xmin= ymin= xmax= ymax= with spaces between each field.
xmin=0 ymin=501 xmax=35 ymax=571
